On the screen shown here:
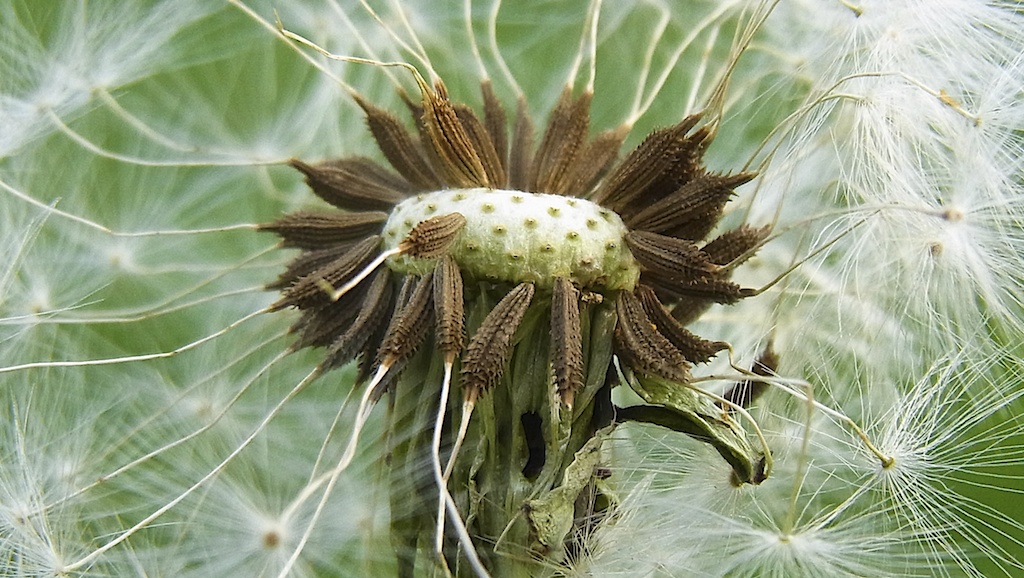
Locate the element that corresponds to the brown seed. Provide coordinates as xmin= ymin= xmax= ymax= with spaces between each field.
xmin=529 ymin=88 xmax=593 ymax=196
xmin=591 ymin=114 xmax=704 ymax=211
xmin=701 ymin=225 xmax=771 ymax=267
xmin=613 ymin=289 xmax=690 ymax=384
xmin=433 ymin=256 xmax=465 ymax=359
xmin=643 ymin=274 xmax=745 ymax=305
xmin=260 ymin=211 xmax=387 ymax=249
xmin=634 ymin=284 xmax=727 ymax=364
xmin=550 ymin=277 xmax=584 ymax=406
xmin=400 ymin=213 xmax=467 ymax=259
xmin=626 ymin=230 xmax=718 ymax=283
xmin=274 ymin=235 xmax=381 ymax=310
xmin=376 ymin=271 xmax=435 ymax=366
xmin=322 ymin=269 xmax=395 ymax=370
xmin=291 ymin=285 xmax=368 ymax=349
xmin=364 ymin=275 xmax=417 ymax=384
xmin=354 ymin=94 xmax=441 ymax=191
xmin=461 ymin=282 xmax=536 ymax=395
xmin=626 ymin=172 xmax=756 ymax=238
xmin=665 ymin=293 xmax=714 ymax=327
xmin=508 ymin=96 xmax=535 ymax=191
xmin=454 ymin=100 xmax=506 ymax=188
xmin=481 ymin=80 xmax=509 ymax=183
xmin=562 ymin=127 xmax=626 ymax=198
xmin=420 ymin=80 xmax=491 ymax=188
xmin=289 ymin=157 xmax=411 ymax=211
xmin=267 ymin=243 xmax=356 ymax=290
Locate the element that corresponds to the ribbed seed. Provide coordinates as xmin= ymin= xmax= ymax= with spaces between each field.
xmin=564 ymin=127 xmax=625 ymax=198
xmin=481 ymin=80 xmax=509 ymax=184
xmin=702 ymin=225 xmax=771 ymax=266
xmin=275 ymin=235 xmax=381 ymax=310
xmin=625 ymin=230 xmax=717 ymax=283
xmin=290 ymin=158 xmax=410 ymax=211
xmin=369 ymin=276 xmax=416 ymax=370
xmin=376 ymin=272 xmax=434 ymax=365
xmin=292 ymin=286 xmax=367 ymax=349
xmin=508 ymin=96 xmax=535 ymax=191
xmin=550 ymin=277 xmax=583 ymax=405
xmin=260 ymin=211 xmax=387 ymax=249
xmin=433 ymin=256 xmax=465 ymax=359
xmin=400 ymin=212 xmax=467 ymax=258
xmin=644 ymin=274 xmax=744 ymax=305
xmin=613 ymin=289 xmax=690 ymax=384
xmin=530 ymin=88 xmax=593 ymax=196
xmin=454 ymin=101 xmax=505 ymax=188
xmin=421 ymin=81 xmax=491 ymax=188
xmin=268 ymin=243 xmax=354 ymax=290
xmin=626 ymin=172 xmax=755 ymax=237
xmin=634 ymin=284 xmax=727 ymax=364
xmin=667 ymin=294 xmax=714 ymax=327
xmin=461 ymin=283 xmax=536 ymax=395
xmin=354 ymin=94 xmax=441 ymax=191
xmin=591 ymin=114 xmax=702 ymax=210
xmin=322 ymin=269 xmax=394 ymax=370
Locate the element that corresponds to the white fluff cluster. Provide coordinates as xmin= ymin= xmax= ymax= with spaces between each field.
xmin=584 ymin=2 xmax=1024 ymax=576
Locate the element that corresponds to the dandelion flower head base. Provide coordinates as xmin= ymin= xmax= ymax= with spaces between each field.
xmin=384 ymin=188 xmax=640 ymax=289
xmin=263 ymin=79 xmax=766 ymax=572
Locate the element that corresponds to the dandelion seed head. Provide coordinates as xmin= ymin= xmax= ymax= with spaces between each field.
xmin=2 ymin=0 xmax=1022 ymax=575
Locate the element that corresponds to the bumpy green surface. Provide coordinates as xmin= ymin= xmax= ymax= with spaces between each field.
xmin=383 ymin=188 xmax=641 ymax=290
